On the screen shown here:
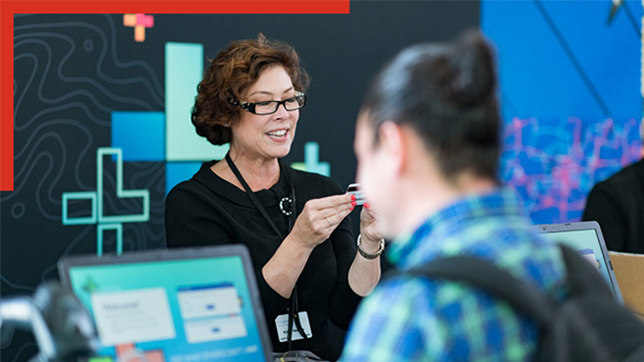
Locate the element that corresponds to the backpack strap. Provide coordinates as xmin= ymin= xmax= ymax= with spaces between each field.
xmin=406 ymin=253 xmax=554 ymax=325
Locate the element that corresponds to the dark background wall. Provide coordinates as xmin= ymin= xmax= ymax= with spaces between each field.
xmin=2 ymin=2 xmax=480 ymax=360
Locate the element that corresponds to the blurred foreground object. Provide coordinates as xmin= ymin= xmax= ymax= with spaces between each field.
xmin=1 ymin=281 xmax=98 ymax=362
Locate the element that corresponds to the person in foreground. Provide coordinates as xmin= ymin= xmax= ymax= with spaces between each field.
xmin=165 ymin=34 xmax=382 ymax=361
xmin=341 ymin=32 xmax=567 ymax=361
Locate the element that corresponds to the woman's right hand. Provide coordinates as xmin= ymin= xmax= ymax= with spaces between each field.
xmin=290 ymin=193 xmax=356 ymax=249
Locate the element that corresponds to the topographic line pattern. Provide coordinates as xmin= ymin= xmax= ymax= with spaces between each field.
xmin=2 ymin=15 xmax=167 ymax=361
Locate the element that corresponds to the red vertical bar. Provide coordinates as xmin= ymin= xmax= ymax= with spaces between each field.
xmin=0 ymin=2 xmax=14 ymax=191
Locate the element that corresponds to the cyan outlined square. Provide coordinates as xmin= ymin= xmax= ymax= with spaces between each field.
xmin=62 ymin=191 xmax=97 ymax=225
xmin=111 ymin=112 xmax=165 ymax=161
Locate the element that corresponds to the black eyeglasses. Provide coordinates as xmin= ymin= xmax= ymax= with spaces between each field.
xmin=231 ymin=93 xmax=307 ymax=115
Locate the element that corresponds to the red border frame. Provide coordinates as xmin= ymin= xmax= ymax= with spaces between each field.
xmin=0 ymin=0 xmax=350 ymax=191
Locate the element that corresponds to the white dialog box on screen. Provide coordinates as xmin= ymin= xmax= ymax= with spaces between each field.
xmin=177 ymin=283 xmax=247 ymax=343
xmin=177 ymin=283 xmax=241 ymax=319
xmin=184 ymin=315 xmax=247 ymax=343
xmin=91 ymin=288 xmax=176 ymax=346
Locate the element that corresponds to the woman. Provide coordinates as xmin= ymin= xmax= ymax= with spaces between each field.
xmin=165 ymin=34 xmax=383 ymax=361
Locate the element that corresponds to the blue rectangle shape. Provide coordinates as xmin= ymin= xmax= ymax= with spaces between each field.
xmin=111 ymin=112 xmax=165 ymax=162
xmin=166 ymin=161 xmax=202 ymax=195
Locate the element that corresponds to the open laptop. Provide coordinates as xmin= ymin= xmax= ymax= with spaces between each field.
xmin=58 ymin=244 xmax=273 ymax=362
xmin=535 ymin=221 xmax=623 ymax=303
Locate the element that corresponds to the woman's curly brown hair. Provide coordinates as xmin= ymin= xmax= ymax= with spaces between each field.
xmin=192 ymin=34 xmax=310 ymax=145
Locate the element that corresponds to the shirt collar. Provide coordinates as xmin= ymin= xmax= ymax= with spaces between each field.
xmin=387 ymin=187 xmax=524 ymax=267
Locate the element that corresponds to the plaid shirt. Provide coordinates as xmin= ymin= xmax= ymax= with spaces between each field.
xmin=341 ymin=188 xmax=566 ymax=361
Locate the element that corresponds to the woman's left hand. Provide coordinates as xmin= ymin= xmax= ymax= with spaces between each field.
xmin=349 ymin=204 xmax=383 ymax=296
xmin=358 ymin=205 xmax=383 ymax=251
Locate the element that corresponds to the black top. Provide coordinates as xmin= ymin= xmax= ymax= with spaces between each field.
xmin=165 ymin=161 xmax=362 ymax=360
xmin=582 ymin=159 xmax=644 ymax=253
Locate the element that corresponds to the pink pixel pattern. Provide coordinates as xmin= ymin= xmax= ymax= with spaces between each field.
xmin=500 ymin=117 xmax=642 ymax=224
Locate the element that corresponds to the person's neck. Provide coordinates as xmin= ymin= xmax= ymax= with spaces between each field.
xmin=214 ymin=149 xmax=281 ymax=192
xmin=391 ymin=172 xmax=497 ymax=239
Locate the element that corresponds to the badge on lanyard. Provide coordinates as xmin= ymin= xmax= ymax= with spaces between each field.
xmin=275 ymin=312 xmax=312 ymax=342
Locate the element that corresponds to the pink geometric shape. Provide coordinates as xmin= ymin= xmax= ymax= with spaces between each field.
xmin=136 ymin=13 xmax=154 ymax=28
xmin=144 ymin=350 xmax=166 ymax=362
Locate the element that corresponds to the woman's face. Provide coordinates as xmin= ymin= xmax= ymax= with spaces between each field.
xmin=230 ymin=66 xmax=300 ymax=161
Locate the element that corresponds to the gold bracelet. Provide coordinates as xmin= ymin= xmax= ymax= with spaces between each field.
xmin=356 ymin=234 xmax=385 ymax=260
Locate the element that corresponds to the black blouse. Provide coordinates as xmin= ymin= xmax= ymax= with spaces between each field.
xmin=165 ymin=161 xmax=362 ymax=360
xmin=583 ymin=158 xmax=644 ymax=253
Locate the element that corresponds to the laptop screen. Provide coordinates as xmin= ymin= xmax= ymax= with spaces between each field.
xmin=58 ymin=245 xmax=273 ymax=362
xmin=536 ymin=221 xmax=623 ymax=303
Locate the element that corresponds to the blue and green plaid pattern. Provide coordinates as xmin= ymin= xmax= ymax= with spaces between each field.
xmin=341 ymin=188 xmax=566 ymax=361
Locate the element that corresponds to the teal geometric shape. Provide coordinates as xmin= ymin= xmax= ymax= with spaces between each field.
xmin=62 ymin=147 xmax=151 ymax=257
xmin=97 ymin=147 xmax=150 ymax=223
xmin=62 ymin=191 xmax=97 ymax=225
xmin=111 ymin=112 xmax=165 ymax=161
xmin=166 ymin=161 xmax=201 ymax=195
xmin=166 ymin=42 xmax=229 ymax=161
xmin=291 ymin=142 xmax=330 ymax=177
xmin=97 ymin=223 xmax=123 ymax=257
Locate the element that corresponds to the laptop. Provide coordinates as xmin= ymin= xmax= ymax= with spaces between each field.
xmin=535 ymin=221 xmax=623 ymax=303
xmin=58 ymin=244 xmax=273 ymax=362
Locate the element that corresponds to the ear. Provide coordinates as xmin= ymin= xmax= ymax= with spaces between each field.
xmin=377 ymin=121 xmax=406 ymax=176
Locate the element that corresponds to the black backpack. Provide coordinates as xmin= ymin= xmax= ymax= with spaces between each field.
xmin=405 ymin=244 xmax=644 ymax=362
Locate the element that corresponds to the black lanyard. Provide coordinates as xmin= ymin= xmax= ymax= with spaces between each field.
xmin=224 ymin=153 xmax=309 ymax=348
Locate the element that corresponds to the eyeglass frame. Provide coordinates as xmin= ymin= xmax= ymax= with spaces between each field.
xmin=230 ymin=92 xmax=307 ymax=115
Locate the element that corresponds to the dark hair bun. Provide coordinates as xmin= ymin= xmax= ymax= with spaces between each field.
xmin=447 ymin=31 xmax=496 ymax=107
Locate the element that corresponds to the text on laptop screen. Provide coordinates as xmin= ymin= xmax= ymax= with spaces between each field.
xmin=68 ymin=255 xmax=267 ymax=362
xmin=539 ymin=229 xmax=617 ymax=294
